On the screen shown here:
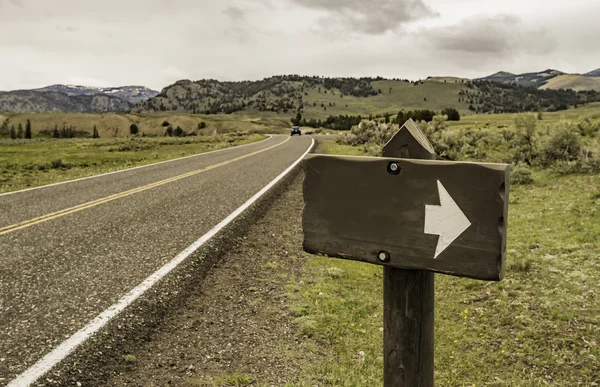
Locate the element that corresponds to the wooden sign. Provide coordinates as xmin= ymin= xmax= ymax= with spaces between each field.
xmin=302 ymin=119 xmax=510 ymax=386
xmin=302 ymin=154 xmax=510 ymax=281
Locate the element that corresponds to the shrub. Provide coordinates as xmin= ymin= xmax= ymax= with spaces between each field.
xmin=552 ymin=138 xmax=600 ymax=174
xmin=161 ymin=121 xmax=170 ymax=127
xmin=576 ymin=116 xmax=600 ymax=137
xmin=129 ymin=123 xmax=139 ymax=135
xmin=198 ymin=121 xmax=207 ymax=129
xmin=511 ymin=165 xmax=534 ymax=185
xmin=337 ymin=120 xmax=397 ymax=147
xmin=538 ymin=123 xmax=582 ymax=166
xmin=50 ymin=159 xmax=66 ymax=169
xmin=511 ymin=113 xmax=538 ymax=165
xmin=173 ymin=126 xmax=184 ymax=137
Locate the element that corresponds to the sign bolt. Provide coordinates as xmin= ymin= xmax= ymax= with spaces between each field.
xmin=388 ymin=162 xmax=401 ymax=175
xmin=378 ymin=251 xmax=390 ymax=262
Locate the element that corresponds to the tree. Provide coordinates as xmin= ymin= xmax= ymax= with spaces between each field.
xmin=10 ymin=125 xmax=16 ymax=139
xmin=25 ymin=119 xmax=32 ymax=139
xmin=441 ymin=108 xmax=460 ymax=121
xmin=92 ymin=125 xmax=99 ymax=138
xmin=53 ymin=125 xmax=60 ymax=138
xmin=198 ymin=121 xmax=207 ymax=129
xmin=291 ymin=112 xmax=302 ymax=126
xmin=174 ymin=126 xmax=184 ymax=137
xmin=0 ymin=118 xmax=9 ymax=136
xmin=165 ymin=126 xmax=174 ymax=136
xmin=17 ymin=123 xmax=23 ymax=139
xmin=129 ymin=123 xmax=139 ymax=135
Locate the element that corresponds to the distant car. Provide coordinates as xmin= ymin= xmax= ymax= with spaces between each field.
xmin=291 ymin=126 xmax=301 ymax=136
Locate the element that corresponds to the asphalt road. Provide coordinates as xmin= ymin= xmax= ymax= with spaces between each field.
xmin=0 ymin=134 xmax=313 ymax=385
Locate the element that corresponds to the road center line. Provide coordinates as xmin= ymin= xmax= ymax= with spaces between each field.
xmin=7 ymin=138 xmax=314 ymax=387
xmin=0 ymin=136 xmax=290 ymax=237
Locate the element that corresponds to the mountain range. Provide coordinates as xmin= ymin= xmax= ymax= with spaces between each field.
xmin=30 ymin=85 xmax=159 ymax=104
xmin=476 ymin=68 xmax=600 ymax=91
xmin=0 ymin=85 xmax=158 ymax=114
xmin=0 ymin=68 xmax=599 ymax=115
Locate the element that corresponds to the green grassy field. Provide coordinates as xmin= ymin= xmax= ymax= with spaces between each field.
xmin=0 ymin=134 xmax=265 ymax=193
xmin=302 ymin=80 xmax=469 ymax=121
xmin=291 ymin=139 xmax=600 ymax=386
xmin=447 ymin=102 xmax=600 ymax=131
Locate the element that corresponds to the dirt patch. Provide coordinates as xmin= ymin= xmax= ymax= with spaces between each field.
xmin=108 ymin=173 xmax=308 ymax=386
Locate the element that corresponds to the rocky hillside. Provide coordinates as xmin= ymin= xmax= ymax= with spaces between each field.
xmin=584 ymin=68 xmax=600 ymax=78
xmin=31 ymin=85 xmax=159 ymax=104
xmin=132 ymin=76 xmax=382 ymax=115
xmin=0 ymin=91 xmax=133 ymax=113
xmin=132 ymin=75 xmax=600 ymax=117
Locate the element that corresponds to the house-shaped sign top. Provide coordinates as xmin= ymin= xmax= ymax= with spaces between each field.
xmin=382 ymin=118 xmax=436 ymax=160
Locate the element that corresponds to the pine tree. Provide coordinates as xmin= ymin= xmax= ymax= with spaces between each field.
xmin=53 ymin=125 xmax=59 ymax=138
xmin=92 ymin=125 xmax=99 ymax=138
xmin=10 ymin=125 xmax=16 ymax=139
xmin=25 ymin=119 xmax=32 ymax=139
xmin=17 ymin=123 xmax=23 ymax=139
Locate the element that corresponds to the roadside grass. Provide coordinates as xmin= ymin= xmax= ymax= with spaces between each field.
xmin=0 ymin=134 xmax=265 ymax=193
xmin=288 ymin=140 xmax=600 ymax=386
xmin=314 ymin=140 xmax=372 ymax=157
xmin=0 ymin=111 xmax=289 ymax=138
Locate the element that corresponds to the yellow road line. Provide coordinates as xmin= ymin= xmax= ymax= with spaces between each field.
xmin=0 ymin=136 xmax=291 ymax=236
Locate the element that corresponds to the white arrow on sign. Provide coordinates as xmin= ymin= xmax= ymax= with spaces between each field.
xmin=424 ymin=180 xmax=471 ymax=259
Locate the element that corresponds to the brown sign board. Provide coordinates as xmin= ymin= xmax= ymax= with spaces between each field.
xmin=302 ymin=154 xmax=510 ymax=281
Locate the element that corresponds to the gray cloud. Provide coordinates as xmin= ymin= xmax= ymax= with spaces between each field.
xmin=0 ymin=0 xmax=598 ymax=91
xmin=0 ymin=0 xmax=24 ymax=9
xmin=421 ymin=14 xmax=556 ymax=56
xmin=223 ymin=5 xmax=246 ymax=21
xmin=290 ymin=0 xmax=437 ymax=35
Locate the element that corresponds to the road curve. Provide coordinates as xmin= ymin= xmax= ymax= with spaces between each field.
xmin=0 ymin=134 xmax=313 ymax=385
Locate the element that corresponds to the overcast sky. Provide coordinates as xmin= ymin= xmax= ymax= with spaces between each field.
xmin=0 ymin=0 xmax=598 ymax=91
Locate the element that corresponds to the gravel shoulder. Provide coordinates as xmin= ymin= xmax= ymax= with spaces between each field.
xmin=107 ymin=172 xmax=309 ymax=386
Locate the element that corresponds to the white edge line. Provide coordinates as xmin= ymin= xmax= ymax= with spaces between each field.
xmin=0 ymin=135 xmax=275 ymax=198
xmin=8 ymin=137 xmax=314 ymax=387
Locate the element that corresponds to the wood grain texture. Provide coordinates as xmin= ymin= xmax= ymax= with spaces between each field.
xmin=384 ymin=268 xmax=434 ymax=386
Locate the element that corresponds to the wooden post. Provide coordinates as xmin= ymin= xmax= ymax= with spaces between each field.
xmin=382 ymin=119 xmax=436 ymax=386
